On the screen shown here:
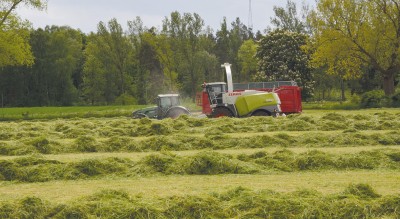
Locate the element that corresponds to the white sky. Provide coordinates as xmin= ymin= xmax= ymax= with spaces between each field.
xmin=16 ymin=0 xmax=315 ymax=33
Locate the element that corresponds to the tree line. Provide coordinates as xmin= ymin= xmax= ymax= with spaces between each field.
xmin=0 ymin=0 xmax=399 ymax=107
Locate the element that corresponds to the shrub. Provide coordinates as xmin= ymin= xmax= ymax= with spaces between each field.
xmin=360 ymin=90 xmax=391 ymax=108
xmin=391 ymin=90 xmax=400 ymax=107
xmin=114 ymin=94 xmax=137 ymax=105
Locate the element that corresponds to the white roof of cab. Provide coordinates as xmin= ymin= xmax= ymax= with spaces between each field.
xmin=206 ymin=82 xmax=226 ymax=85
xmin=157 ymin=94 xmax=180 ymax=97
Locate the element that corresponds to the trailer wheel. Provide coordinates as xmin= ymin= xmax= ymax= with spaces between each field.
xmin=251 ymin=110 xmax=271 ymax=117
xmin=212 ymin=107 xmax=233 ymax=118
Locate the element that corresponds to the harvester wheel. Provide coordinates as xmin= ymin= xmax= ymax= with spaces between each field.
xmin=164 ymin=107 xmax=190 ymax=119
xmin=252 ymin=110 xmax=271 ymax=117
xmin=212 ymin=107 xmax=233 ymax=118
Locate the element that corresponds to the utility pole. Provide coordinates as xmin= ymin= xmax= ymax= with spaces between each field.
xmin=248 ymin=0 xmax=253 ymax=30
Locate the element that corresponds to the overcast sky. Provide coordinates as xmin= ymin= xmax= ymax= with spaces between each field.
xmin=16 ymin=0 xmax=315 ymax=34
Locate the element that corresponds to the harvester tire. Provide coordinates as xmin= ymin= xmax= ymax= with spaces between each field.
xmin=164 ymin=107 xmax=190 ymax=119
xmin=212 ymin=107 xmax=233 ymax=118
xmin=252 ymin=110 xmax=271 ymax=117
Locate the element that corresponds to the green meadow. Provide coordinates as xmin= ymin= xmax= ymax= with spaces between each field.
xmin=0 ymin=107 xmax=399 ymax=218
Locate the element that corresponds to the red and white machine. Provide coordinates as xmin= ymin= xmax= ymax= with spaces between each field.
xmin=196 ymin=63 xmax=302 ymax=115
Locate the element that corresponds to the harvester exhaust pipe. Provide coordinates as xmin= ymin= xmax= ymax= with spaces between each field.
xmin=221 ymin=63 xmax=233 ymax=92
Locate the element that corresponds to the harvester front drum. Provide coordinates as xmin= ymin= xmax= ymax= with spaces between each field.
xmin=212 ymin=107 xmax=233 ymax=118
xmin=251 ymin=110 xmax=271 ymax=117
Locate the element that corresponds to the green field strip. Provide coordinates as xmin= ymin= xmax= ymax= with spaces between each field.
xmin=0 ymin=170 xmax=399 ymax=203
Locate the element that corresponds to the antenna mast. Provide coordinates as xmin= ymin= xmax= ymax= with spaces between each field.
xmin=248 ymin=0 xmax=253 ymax=30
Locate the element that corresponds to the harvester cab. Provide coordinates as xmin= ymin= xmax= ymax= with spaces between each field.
xmin=204 ymin=82 xmax=226 ymax=105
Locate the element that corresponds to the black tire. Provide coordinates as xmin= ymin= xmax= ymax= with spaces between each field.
xmin=164 ymin=107 xmax=190 ymax=119
xmin=251 ymin=110 xmax=271 ymax=117
xmin=211 ymin=107 xmax=233 ymax=118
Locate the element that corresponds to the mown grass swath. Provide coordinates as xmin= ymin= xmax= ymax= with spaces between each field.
xmin=0 ymin=109 xmax=400 ymax=218
xmin=0 ymin=185 xmax=399 ymax=218
xmin=1 ymin=149 xmax=400 ymax=182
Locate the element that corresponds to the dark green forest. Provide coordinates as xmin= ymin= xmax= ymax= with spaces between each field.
xmin=1 ymin=0 xmax=399 ymax=107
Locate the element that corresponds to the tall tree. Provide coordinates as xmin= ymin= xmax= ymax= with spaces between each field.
xmin=215 ymin=18 xmax=230 ymax=64
xmin=28 ymin=26 xmax=83 ymax=106
xmin=229 ymin=18 xmax=252 ymax=81
xmin=257 ymin=29 xmax=314 ymax=99
xmin=127 ymin=17 xmax=164 ymax=104
xmin=82 ymin=33 xmax=106 ymax=105
xmin=310 ymin=0 xmax=400 ymax=96
xmin=0 ymin=26 xmax=83 ymax=106
xmin=162 ymin=11 xmax=209 ymax=99
xmin=238 ymin=39 xmax=258 ymax=82
xmin=215 ymin=17 xmax=251 ymax=82
xmin=270 ymin=0 xmax=308 ymax=34
xmin=83 ymin=19 xmax=135 ymax=104
xmin=0 ymin=0 xmax=47 ymax=67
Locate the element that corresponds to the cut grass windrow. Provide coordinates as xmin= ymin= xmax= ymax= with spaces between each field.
xmin=1 ymin=149 xmax=400 ymax=182
xmin=0 ymin=185 xmax=399 ymax=218
xmin=1 ymin=130 xmax=400 ymax=155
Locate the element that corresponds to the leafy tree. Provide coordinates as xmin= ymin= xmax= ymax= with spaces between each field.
xmin=238 ymin=39 xmax=257 ymax=82
xmin=309 ymin=0 xmax=400 ymax=96
xmin=27 ymin=26 xmax=83 ymax=106
xmin=0 ymin=26 xmax=83 ymax=106
xmin=127 ymin=17 xmax=164 ymax=104
xmin=83 ymin=19 xmax=135 ymax=105
xmin=256 ymin=29 xmax=314 ymax=99
xmin=145 ymin=31 xmax=177 ymax=93
xmin=46 ymin=26 xmax=82 ymax=105
xmin=162 ymin=12 xmax=213 ymax=99
xmin=215 ymin=17 xmax=252 ymax=82
xmin=82 ymin=33 xmax=106 ymax=105
xmin=270 ymin=0 xmax=308 ymax=33
xmin=215 ymin=18 xmax=230 ymax=64
xmin=0 ymin=0 xmax=47 ymax=67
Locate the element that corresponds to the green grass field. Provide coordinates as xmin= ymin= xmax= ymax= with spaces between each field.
xmin=0 ymin=107 xmax=399 ymax=218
